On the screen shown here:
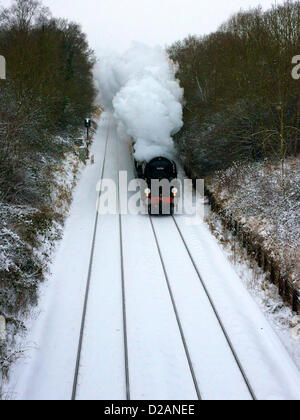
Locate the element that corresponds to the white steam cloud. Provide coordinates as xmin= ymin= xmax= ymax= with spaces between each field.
xmin=95 ymin=43 xmax=183 ymax=162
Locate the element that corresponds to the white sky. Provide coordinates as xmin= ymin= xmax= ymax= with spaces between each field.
xmin=1 ymin=0 xmax=285 ymax=57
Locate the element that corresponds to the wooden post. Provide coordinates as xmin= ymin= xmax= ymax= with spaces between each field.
xmin=278 ymin=276 xmax=284 ymax=297
xmin=270 ymin=263 xmax=276 ymax=284
xmin=292 ymin=289 xmax=299 ymax=312
xmin=257 ymin=246 xmax=262 ymax=268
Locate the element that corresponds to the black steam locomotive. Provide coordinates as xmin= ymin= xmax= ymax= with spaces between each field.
xmin=135 ymin=156 xmax=179 ymax=215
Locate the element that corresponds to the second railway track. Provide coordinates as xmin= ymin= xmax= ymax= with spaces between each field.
xmin=72 ymin=120 xmax=131 ymax=401
xmin=71 ymin=119 xmax=113 ymax=400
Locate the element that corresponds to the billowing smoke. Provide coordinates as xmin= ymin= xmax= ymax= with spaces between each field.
xmin=95 ymin=43 xmax=183 ymax=162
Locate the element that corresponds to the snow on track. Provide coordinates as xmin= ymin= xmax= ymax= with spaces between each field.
xmin=5 ymin=114 xmax=300 ymax=400
xmin=173 ymin=215 xmax=300 ymax=400
xmin=5 ymin=114 xmax=112 ymax=400
xmin=150 ymin=216 xmax=252 ymax=400
xmin=117 ymin=127 xmax=198 ymax=400
xmin=74 ymin=122 xmax=127 ymax=400
xmin=120 ymin=213 xmax=198 ymax=400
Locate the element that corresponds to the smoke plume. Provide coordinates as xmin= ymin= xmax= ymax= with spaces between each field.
xmin=95 ymin=43 xmax=183 ymax=162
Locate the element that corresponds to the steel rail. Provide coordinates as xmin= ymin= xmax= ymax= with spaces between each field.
xmin=116 ymin=126 xmax=131 ymax=401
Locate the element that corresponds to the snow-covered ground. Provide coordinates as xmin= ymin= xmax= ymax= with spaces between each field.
xmin=3 ymin=113 xmax=300 ymax=400
xmin=207 ymin=213 xmax=300 ymax=371
xmin=206 ymin=158 xmax=300 ymax=292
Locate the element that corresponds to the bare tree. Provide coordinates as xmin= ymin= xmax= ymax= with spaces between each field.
xmin=0 ymin=0 xmax=50 ymax=31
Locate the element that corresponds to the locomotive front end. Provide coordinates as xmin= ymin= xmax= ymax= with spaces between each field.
xmin=143 ymin=157 xmax=179 ymax=215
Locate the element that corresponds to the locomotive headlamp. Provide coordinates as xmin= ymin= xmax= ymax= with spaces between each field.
xmin=172 ymin=187 xmax=178 ymax=196
xmin=145 ymin=188 xmax=151 ymax=197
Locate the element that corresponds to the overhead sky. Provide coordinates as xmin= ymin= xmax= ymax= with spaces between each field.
xmin=1 ymin=0 xmax=285 ymax=56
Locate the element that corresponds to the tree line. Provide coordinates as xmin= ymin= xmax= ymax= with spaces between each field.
xmin=0 ymin=0 xmax=96 ymax=205
xmin=0 ymin=0 xmax=97 ymax=379
xmin=168 ymin=0 xmax=300 ymax=177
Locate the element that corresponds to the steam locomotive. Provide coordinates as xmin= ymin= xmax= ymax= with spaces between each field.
xmin=135 ymin=156 xmax=179 ymax=215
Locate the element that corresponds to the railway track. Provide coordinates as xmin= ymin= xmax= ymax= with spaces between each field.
xmin=71 ymin=129 xmax=256 ymax=400
xmin=170 ymin=215 xmax=256 ymax=400
xmin=71 ymin=119 xmax=112 ymax=400
xmin=117 ymin=129 xmax=130 ymax=401
xmin=72 ymin=120 xmax=131 ymax=401
xmin=149 ymin=213 xmax=257 ymax=401
xmin=72 ymin=120 xmax=255 ymax=400
xmin=9 ymin=116 xmax=300 ymax=400
xmin=148 ymin=215 xmax=202 ymax=400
